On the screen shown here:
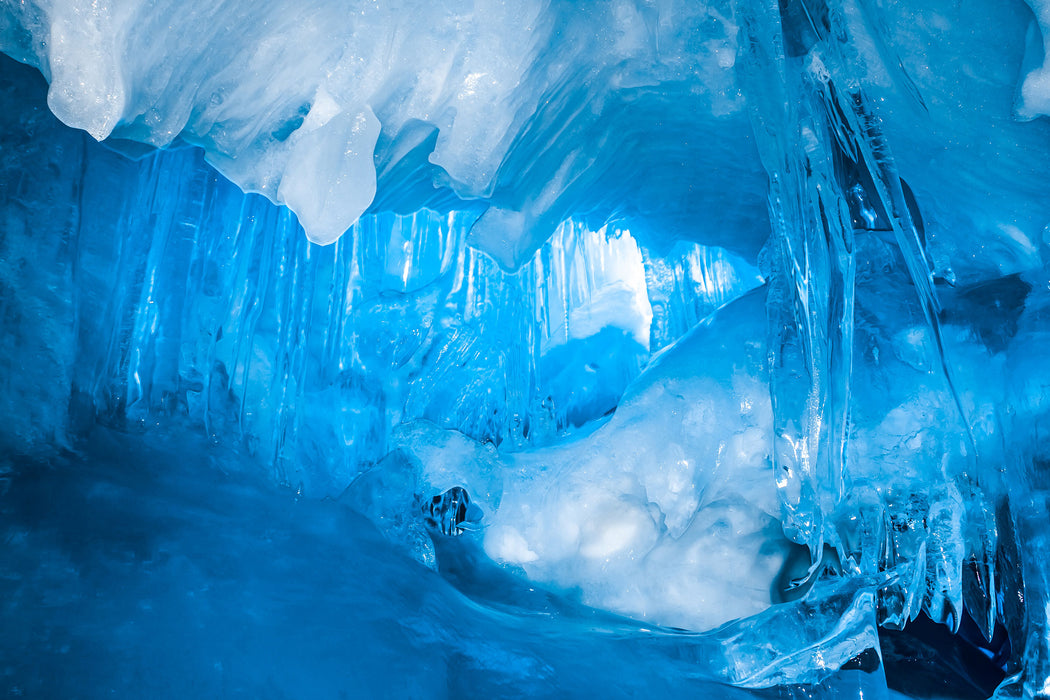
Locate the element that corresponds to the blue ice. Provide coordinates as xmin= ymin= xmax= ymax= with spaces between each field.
xmin=2 ymin=0 xmax=1050 ymax=697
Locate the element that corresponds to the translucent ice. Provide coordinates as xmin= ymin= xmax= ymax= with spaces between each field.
xmin=3 ymin=0 xmax=1050 ymax=695
xmin=0 ymin=0 xmax=771 ymax=265
xmin=390 ymin=289 xmax=787 ymax=632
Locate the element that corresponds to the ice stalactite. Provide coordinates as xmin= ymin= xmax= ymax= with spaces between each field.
xmin=735 ymin=0 xmax=857 ymax=561
xmin=3 ymin=83 xmax=757 ymax=495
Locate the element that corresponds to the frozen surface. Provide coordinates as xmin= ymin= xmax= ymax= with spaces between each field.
xmin=1 ymin=426 xmax=904 ymax=698
xmin=0 ymin=0 xmax=772 ymax=265
xmin=2 ymin=0 xmax=1050 ymax=696
xmin=388 ymin=289 xmax=786 ymax=632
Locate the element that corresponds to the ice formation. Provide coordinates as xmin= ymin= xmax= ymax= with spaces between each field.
xmin=3 ymin=0 xmax=1050 ymax=697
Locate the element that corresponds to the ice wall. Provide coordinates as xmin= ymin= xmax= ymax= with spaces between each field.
xmin=0 ymin=52 xmax=762 ymax=491
xmin=726 ymin=0 xmax=1050 ymax=693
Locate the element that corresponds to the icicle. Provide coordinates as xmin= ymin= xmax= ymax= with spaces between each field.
xmin=735 ymin=0 xmax=857 ymax=556
xmin=963 ymin=487 xmax=999 ymax=642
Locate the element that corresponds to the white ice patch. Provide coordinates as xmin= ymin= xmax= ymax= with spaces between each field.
xmin=486 ymin=525 xmax=539 ymax=564
xmin=277 ymin=100 xmax=381 ymax=246
xmin=45 ymin=0 xmax=127 ymax=140
xmin=393 ymin=289 xmax=786 ymax=632
xmin=481 ymin=291 xmax=791 ymax=630
xmin=1019 ymin=0 xmax=1050 ymax=118
xmin=537 ymin=222 xmax=653 ymax=353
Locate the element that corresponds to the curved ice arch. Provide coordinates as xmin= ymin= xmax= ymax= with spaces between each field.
xmin=4 ymin=0 xmax=1046 ymax=272
xmin=0 ymin=0 xmax=752 ymax=262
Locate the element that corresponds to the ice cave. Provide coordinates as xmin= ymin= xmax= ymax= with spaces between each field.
xmin=2 ymin=0 xmax=1050 ymax=697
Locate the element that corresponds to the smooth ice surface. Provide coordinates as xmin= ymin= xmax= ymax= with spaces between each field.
xmin=3 ymin=0 xmax=1050 ymax=696
xmin=1 ymin=427 xmax=899 ymax=697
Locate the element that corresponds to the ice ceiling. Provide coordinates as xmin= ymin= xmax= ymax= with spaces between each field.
xmin=3 ymin=0 xmax=1050 ymax=696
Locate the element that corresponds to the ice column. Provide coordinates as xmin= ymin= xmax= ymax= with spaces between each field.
xmin=735 ymin=0 xmax=857 ymax=558
xmin=735 ymin=0 xmax=1026 ymax=652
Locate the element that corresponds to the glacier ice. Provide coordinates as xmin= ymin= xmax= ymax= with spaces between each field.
xmin=3 ymin=0 xmax=1050 ymax=697
xmin=0 ymin=0 xmax=770 ymax=263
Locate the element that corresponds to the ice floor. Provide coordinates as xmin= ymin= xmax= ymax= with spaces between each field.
xmin=0 ymin=427 xmax=881 ymax=698
xmin=2 ymin=426 xmax=1006 ymax=699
